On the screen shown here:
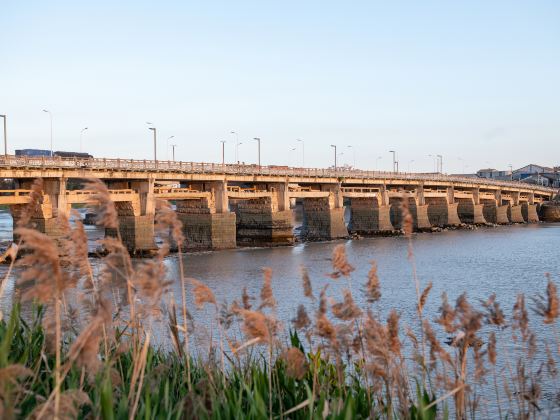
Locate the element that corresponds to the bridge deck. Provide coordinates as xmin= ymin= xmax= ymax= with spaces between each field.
xmin=0 ymin=156 xmax=554 ymax=200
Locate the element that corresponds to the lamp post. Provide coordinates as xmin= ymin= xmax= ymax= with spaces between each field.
xmin=509 ymin=164 xmax=513 ymax=181
xmin=42 ymin=109 xmax=53 ymax=156
xmin=437 ymin=154 xmax=443 ymax=173
xmin=171 ymin=144 xmax=177 ymax=161
xmin=220 ymin=140 xmax=226 ymax=166
xmin=146 ymin=122 xmax=157 ymax=161
xmin=166 ymin=135 xmax=175 ymax=160
xmin=231 ymin=131 xmax=241 ymax=163
xmin=297 ymin=138 xmax=305 ymax=167
xmin=0 ymin=114 xmax=6 ymax=157
xmin=253 ymin=137 xmax=261 ymax=167
xmin=236 ymin=142 xmax=242 ymax=164
xmin=79 ymin=127 xmax=88 ymax=153
xmin=330 ymin=144 xmax=337 ymax=170
xmin=389 ymin=150 xmax=396 ymax=173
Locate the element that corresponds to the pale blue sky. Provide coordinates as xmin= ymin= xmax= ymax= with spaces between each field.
xmin=1 ymin=1 xmax=559 ymax=172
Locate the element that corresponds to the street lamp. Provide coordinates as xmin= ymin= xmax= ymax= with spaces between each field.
xmin=42 ymin=109 xmax=53 ymax=156
xmin=389 ymin=150 xmax=396 ymax=173
xmin=220 ymin=140 xmax=226 ymax=166
xmin=253 ymin=137 xmax=261 ymax=167
xmin=330 ymin=144 xmax=337 ymax=170
xmin=79 ymin=127 xmax=88 ymax=153
xmin=146 ymin=122 xmax=157 ymax=161
xmin=437 ymin=154 xmax=443 ymax=173
xmin=171 ymin=144 xmax=178 ymax=161
xmin=297 ymin=138 xmax=305 ymax=167
xmin=509 ymin=164 xmax=513 ymax=181
xmin=231 ymin=131 xmax=242 ymax=163
xmin=0 ymin=114 xmax=6 ymax=157
xmin=166 ymin=135 xmax=175 ymax=160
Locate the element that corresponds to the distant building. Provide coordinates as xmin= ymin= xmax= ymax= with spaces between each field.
xmin=512 ymin=164 xmax=553 ymax=180
xmin=510 ymin=164 xmax=557 ymax=187
xmin=476 ymin=168 xmax=512 ymax=180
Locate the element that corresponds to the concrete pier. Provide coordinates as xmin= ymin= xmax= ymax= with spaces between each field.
xmin=509 ymin=205 xmax=525 ymax=223
xmin=106 ymin=215 xmax=157 ymax=254
xmin=235 ymin=197 xmax=294 ymax=246
xmin=301 ymin=192 xmax=348 ymax=240
xmin=177 ymin=213 xmax=236 ymax=250
xmin=457 ymin=201 xmax=487 ymax=224
xmin=496 ymin=205 xmax=510 ymax=224
xmin=348 ymin=198 xmax=393 ymax=234
xmin=522 ymin=203 xmax=539 ymax=223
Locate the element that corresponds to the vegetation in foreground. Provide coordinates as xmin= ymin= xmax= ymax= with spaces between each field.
xmin=0 ymin=178 xmax=559 ymax=419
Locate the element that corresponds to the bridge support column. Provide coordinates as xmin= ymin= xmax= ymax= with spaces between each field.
xmin=458 ymin=202 xmax=487 ymax=224
xmin=522 ymin=202 xmax=539 ymax=223
xmin=509 ymin=192 xmax=525 ymax=223
xmin=348 ymin=197 xmax=393 ymax=235
xmin=106 ymin=180 xmax=157 ymax=255
xmin=302 ymin=184 xmax=348 ymax=240
xmin=414 ymin=186 xmax=432 ymax=230
xmin=174 ymin=181 xmax=237 ymax=250
xmin=457 ymin=192 xmax=487 ymax=225
xmin=235 ymin=193 xmax=294 ymax=247
xmin=509 ymin=205 xmax=525 ymax=223
xmin=106 ymin=215 xmax=157 ymax=254
xmin=496 ymin=205 xmax=510 ymax=224
xmin=415 ymin=204 xmax=431 ymax=230
xmin=11 ymin=178 xmax=71 ymax=244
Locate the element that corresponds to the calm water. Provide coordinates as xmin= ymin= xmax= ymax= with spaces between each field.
xmin=1 ymin=208 xmax=558 ymax=340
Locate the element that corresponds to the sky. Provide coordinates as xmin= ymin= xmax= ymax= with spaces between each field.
xmin=1 ymin=0 xmax=559 ymax=173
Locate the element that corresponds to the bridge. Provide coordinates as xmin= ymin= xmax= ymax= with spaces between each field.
xmin=0 ymin=155 xmax=555 ymax=253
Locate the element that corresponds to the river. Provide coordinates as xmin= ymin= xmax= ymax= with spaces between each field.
xmin=1 ymin=206 xmax=558 ymax=344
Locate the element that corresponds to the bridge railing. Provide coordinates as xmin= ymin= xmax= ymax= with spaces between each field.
xmin=0 ymin=155 xmax=555 ymax=194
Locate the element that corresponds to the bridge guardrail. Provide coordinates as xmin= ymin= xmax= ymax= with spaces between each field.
xmin=0 ymin=155 xmax=555 ymax=195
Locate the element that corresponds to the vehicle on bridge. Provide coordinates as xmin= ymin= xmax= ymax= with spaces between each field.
xmin=15 ymin=149 xmax=93 ymax=159
xmin=15 ymin=148 xmax=52 ymax=157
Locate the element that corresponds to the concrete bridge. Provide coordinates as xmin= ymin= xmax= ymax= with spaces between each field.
xmin=0 ymin=155 xmax=555 ymax=253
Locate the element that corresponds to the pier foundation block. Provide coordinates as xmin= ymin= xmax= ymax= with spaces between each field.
xmin=233 ymin=197 xmax=294 ymax=246
xmin=523 ymin=204 xmax=539 ymax=223
xmin=496 ymin=205 xmax=510 ymax=224
xmin=236 ymin=209 xmax=294 ymax=246
xmin=509 ymin=205 xmax=525 ymax=223
xmin=427 ymin=199 xmax=460 ymax=227
xmin=178 ymin=212 xmax=237 ymax=250
xmin=106 ymin=215 xmax=157 ymax=254
xmin=457 ymin=202 xmax=487 ymax=224
xmin=302 ymin=198 xmax=348 ymax=240
xmin=348 ymin=199 xmax=393 ymax=234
